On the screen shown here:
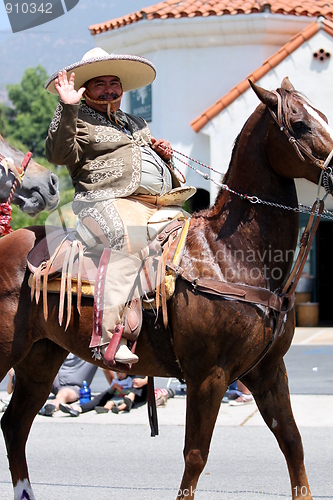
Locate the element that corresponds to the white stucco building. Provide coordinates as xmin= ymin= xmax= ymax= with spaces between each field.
xmin=88 ymin=0 xmax=333 ymax=323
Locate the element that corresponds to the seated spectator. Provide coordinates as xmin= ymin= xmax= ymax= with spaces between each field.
xmin=6 ymin=368 xmax=15 ymax=395
xmin=59 ymin=373 xmax=175 ymax=417
xmin=0 ymin=368 xmax=15 ymax=412
xmin=105 ymin=375 xmax=148 ymax=414
xmin=228 ymin=380 xmax=253 ymax=406
xmin=38 ymin=353 xmax=100 ymax=416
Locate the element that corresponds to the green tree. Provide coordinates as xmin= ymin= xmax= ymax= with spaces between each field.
xmin=1 ymin=66 xmax=75 ymax=230
xmin=6 ymin=66 xmax=58 ymax=156
xmin=0 ymin=103 xmax=9 ymax=136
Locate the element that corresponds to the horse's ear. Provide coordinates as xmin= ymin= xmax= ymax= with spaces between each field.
xmin=280 ymin=77 xmax=295 ymax=91
xmin=248 ymin=79 xmax=278 ymax=109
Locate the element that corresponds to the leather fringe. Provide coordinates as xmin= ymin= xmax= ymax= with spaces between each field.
xmin=31 ymin=238 xmax=83 ymax=329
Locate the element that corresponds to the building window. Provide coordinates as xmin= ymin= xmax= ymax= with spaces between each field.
xmin=129 ymin=84 xmax=152 ymax=122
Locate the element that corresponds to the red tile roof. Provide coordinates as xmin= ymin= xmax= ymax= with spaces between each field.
xmin=190 ymin=18 xmax=333 ymax=132
xmin=89 ymin=0 xmax=333 ymax=35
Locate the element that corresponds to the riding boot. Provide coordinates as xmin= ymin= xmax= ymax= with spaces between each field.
xmin=115 ymin=338 xmax=138 ymax=364
xmin=103 ymin=325 xmax=138 ymax=368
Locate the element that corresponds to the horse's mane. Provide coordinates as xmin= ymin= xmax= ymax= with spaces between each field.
xmin=215 ymin=88 xmax=308 ymax=200
xmin=188 ymin=88 xmax=308 ymax=228
xmin=212 ymin=125 xmax=245 ymax=208
xmin=279 ymin=89 xmax=307 ymax=130
xmin=186 ymin=128 xmax=244 ymax=241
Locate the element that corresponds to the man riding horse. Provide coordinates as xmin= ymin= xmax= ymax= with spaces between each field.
xmin=45 ymin=48 xmax=194 ymax=368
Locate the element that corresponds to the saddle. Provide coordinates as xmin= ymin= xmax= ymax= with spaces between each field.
xmin=27 ymin=218 xmax=189 ymax=359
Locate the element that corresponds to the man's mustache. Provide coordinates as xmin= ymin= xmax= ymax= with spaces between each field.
xmin=99 ymin=93 xmax=119 ymax=101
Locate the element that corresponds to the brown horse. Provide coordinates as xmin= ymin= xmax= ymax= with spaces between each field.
xmin=0 ymin=135 xmax=60 ymax=215
xmin=1 ymin=78 xmax=333 ymax=500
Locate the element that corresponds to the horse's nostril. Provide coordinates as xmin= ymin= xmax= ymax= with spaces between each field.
xmin=50 ymin=172 xmax=59 ymax=194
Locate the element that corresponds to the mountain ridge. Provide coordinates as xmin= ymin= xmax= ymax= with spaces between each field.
xmin=0 ymin=0 xmax=156 ymax=102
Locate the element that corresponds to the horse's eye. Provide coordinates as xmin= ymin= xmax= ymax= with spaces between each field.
xmin=293 ymin=121 xmax=307 ymax=131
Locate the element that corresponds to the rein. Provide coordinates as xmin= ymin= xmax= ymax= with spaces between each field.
xmin=0 ymin=151 xmax=32 ymax=236
xmin=165 ymin=149 xmax=333 ymax=221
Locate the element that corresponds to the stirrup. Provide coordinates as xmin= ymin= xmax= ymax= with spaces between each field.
xmin=103 ymin=325 xmax=124 ymax=367
xmin=103 ymin=326 xmax=138 ymax=367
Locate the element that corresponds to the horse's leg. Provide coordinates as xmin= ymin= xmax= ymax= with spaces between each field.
xmin=244 ymin=358 xmax=312 ymax=500
xmin=176 ymin=370 xmax=227 ymax=500
xmin=1 ymin=339 xmax=68 ymax=500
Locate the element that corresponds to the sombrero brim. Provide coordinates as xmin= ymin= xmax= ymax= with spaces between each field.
xmin=45 ymin=54 xmax=156 ymax=94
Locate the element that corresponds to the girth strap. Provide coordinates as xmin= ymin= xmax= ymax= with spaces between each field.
xmin=167 ymin=263 xmax=294 ymax=314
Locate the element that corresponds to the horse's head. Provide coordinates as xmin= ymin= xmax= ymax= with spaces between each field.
xmin=249 ymin=77 xmax=333 ymax=195
xmin=0 ymin=136 xmax=60 ymax=216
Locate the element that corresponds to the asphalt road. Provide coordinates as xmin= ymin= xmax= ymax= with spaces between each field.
xmin=0 ymin=406 xmax=332 ymax=500
xmin=0 ymin=343 xmax=332 ymax=500
xmin=284 ymin=345 xmax=333 ymax=394
xmin=1 ymin=345 xmax=332 ymax=395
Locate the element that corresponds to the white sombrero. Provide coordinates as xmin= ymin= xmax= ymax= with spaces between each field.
xmin=45 ymin=47 xmax=156 ymax=94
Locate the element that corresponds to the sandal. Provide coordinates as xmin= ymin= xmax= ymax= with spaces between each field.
xmin=59 ymin=403 xmax=79 ymax=417
xmin=95 ymin=406 xmax=109 ymax=414
xmin=229 ymin=394 xmax=253 ymax=406
xmin=39 ymin=403 xmax=57 ymax=417
xmin=123 ymin=396 xmax=133 ymax=412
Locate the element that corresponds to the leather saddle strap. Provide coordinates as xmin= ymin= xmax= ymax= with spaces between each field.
xmin=282 ymin=199 xmax=324 ymax=297
xmin=147 ymin=376 xmax=159 ymax=437
xmin=76 ymin=240 xmax=84 ymax=315
xmin=167 ymin=263 xmax=293 ymax=314
xmin=192 ymin=278 xmax=293 ymax=313
xmin=103 ymin=325 xmax=124 ymax=368
xmin=155 ymin=234 xmax=173 ymax=328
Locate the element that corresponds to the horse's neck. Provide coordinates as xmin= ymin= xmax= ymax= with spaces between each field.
xmin=224 ymin=108 xmax=298 ymax=205
xmin=197 ymin=110 xmax=300 ymax=288
xmin=220 ymin=106 xmax=299 ymax=227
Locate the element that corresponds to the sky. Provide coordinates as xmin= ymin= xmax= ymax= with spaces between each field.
xmin=0 ymin=0 xmax=157 ymax=32
xmin=0 ymin=0 xmax=160 ymax=90
xmin=0 ymin=2 xmax=11 ymax=31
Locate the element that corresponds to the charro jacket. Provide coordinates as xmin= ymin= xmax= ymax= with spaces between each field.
xmin=45 ymin=101 xmax=180 ymax=204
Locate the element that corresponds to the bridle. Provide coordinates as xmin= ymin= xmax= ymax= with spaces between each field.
xmin=266 ymin=90 xmax=332 ymax=302
xmin=0 ymin=151 xmax=32 ymax=236
xmin=269 ymin=89 xmax=333 ymax=174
